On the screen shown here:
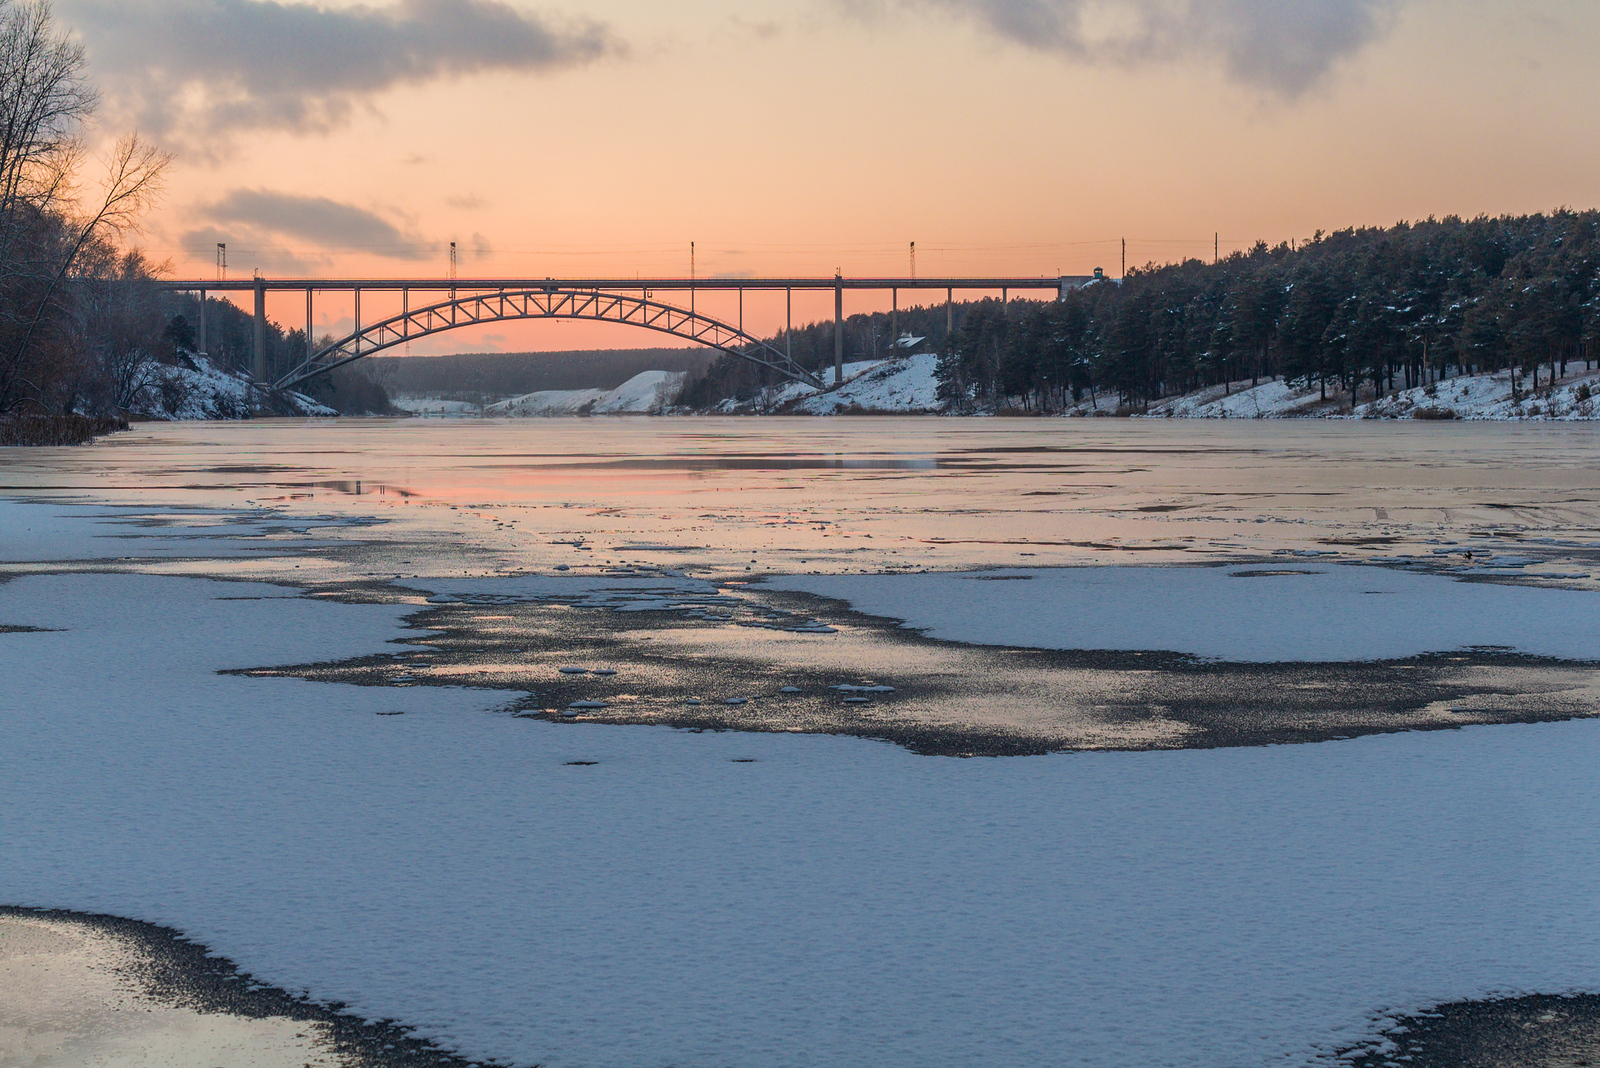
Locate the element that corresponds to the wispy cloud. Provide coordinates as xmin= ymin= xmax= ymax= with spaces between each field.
xmin=905 ymin=0 xmax=1404 ymax=97
xmin=59 ymin=0 xmax=619 ymax=149
xmin=187 ymin=189 xmax=436 ymax=262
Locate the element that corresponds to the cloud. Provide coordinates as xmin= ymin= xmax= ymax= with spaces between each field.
xmin=909 ymin=0 xmax=1404 ymax=96
xmin=727 ymin=15 xmax=781 ymax=41
xmin=59 ymin=0 xmax=618 ymax=147
xmin=189 ymin=189 xmax=436 ymax=261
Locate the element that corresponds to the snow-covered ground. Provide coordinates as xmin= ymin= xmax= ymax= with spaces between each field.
xmin=131 ymin=354 xmax=334 ymax=420
xmin=1358 ymin=367 xmax=1600 ymax=420
xmin=391 ymin=394 xmax=484 ymax=417
xmin=1139 ymin=366 xmax=1600 ymax=420
xmin=713 ymin=359 xmax=888 ymax=413
xmin=716 ymin=356 xmax=940 ymax=414
xmin=789 ymin=353 xmax=941 ymax=415
xmin=484 ymin=387 xmax=605 ymax=416
xmin=7 ymin=500 xmax=1600 ymax=1067
xmin=1145 ymin=378 xmax=1331 ymax=419
xmin=704 ymin=354 xmax=1600 ymax=420
xmin=484 ymin=370 xmax=687 ymax=416
xmin=591 ymin=369 xmax=688 ymax=413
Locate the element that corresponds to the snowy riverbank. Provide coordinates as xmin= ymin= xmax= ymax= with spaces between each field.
xmin=710 ymin=355 xmax=1600 ymax=419
xmin=128 ymin=353 xmax=335 ymax=420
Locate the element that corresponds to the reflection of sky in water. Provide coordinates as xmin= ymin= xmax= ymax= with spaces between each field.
xmin=5 ymin=417 xmax=1600 ymax=578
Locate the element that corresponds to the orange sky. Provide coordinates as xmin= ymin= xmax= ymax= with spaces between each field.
xmin=60 ymin=0 xmax=1600 ymax=351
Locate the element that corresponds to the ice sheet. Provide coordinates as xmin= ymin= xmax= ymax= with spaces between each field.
xmin=5 ymin=567 xmax=1600 ymax=1067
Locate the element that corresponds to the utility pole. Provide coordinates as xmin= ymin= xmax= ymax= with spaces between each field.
xmin=690 ymin=241 xmax=695 ymax=316
xmin=1215 ymin=233 xmax=1218 ymax=264
xmin=909 ymin=241 xmax=916 ymax=281
xmin=1122 ymin=238 xmax=1126 ymax=279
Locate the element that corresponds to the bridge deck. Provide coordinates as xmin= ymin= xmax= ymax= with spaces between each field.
xmin=155 ymin=276 xmax=1086 ymax=292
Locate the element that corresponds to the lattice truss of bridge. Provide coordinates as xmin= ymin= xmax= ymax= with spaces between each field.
xmin=153 ymin=276 xmax=1089 ymax=393
xmin=282 ymin=286 xmax=818 ymax=391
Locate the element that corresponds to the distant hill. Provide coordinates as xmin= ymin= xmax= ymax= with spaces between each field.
xmin=364 ymin=348 xmax=720 ymax=400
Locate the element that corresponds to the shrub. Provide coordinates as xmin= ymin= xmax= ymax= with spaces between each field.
xmin=0 ymin=414 xmax=128 ymax=445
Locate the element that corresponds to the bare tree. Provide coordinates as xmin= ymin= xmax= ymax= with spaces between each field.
xmin=0 ymin=0 xmax=170 ymax=416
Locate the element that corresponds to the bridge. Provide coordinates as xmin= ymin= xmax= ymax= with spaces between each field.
xmin=153 ymin=275 xmax=1091 ymax=392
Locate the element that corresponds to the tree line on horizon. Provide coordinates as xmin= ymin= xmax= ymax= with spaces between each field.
xmin=685 ymin=211 xmax=1600 ymax=412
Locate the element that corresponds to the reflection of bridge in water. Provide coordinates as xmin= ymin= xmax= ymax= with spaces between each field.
xmin=154 ymin=276 xmax=1090 ymax=392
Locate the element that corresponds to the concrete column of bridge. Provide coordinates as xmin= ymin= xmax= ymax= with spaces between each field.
xmin=946 ymin=288 xmax=953 ymax=340
xmin=892 ymin=288 xmax=898 ymax=355
xmin=198 ymin=290 xmax=206 ymax=354
xmin=305 ymin=288 xmax=313 ymax=365
xmin=252 ymin=278 xmax=266 ymax=382
xmin=833 ymin=273 xmax=843 ymax=386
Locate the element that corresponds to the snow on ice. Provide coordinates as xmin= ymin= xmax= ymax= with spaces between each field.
xmin=6 ymin=502 xmax=1600 ymax=1067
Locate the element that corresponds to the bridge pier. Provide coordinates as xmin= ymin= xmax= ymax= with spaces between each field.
xmin=198 ymin=289 xmax=206 ymax=354
xmin=252 ymin=278 xmax=266 ymax=382
xmin=834 ymin=272 xmax=843 ymax=386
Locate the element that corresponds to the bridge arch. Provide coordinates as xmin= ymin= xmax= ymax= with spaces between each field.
xmin=273 ymin=288 xmax=821 ymax=392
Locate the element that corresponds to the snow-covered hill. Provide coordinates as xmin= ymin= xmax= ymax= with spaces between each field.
xmin=789 ymin=354 xmax=941 ymax=414
xmin=133 ymin=354 xmax=335 ymax=420
xmin=484 ymin=369 xmax=687 ymax=417
xmin=715 ymin=355 xmax=941 ymax=415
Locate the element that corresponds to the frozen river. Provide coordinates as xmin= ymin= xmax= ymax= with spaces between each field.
xmin=4 ymin=418 xmax=1600 ymax=1067
xmin=6 ymin=416 xmax=1600 ymax=577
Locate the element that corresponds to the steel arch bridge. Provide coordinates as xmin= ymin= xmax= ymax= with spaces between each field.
xmin=272 ymin=288 xmax=821 ymax=392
